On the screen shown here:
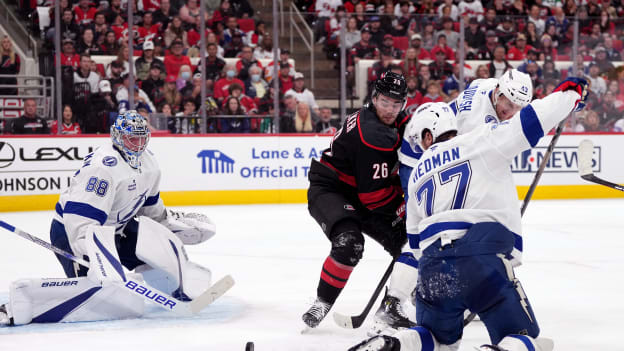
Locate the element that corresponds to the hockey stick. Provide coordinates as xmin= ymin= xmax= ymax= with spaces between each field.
xmin=332 ymin=258 xmax=395 ymax=329
xmin=0 ymin=220 xmax=234 ymax=317
xmin=463 ymin=119 xmax=569 ymax=326
xmin=578 ymin=139 xmax=624 ymax=192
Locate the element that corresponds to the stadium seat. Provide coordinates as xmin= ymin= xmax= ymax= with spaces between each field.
xmin=393 ymin=36 xmax=409 ymax=51
xmin=558 ymin=55 xmax=570 ymax=61
xmin=133 ymin=50 xmax=143 ymax=57
xmin=614 ymin=39 xmax=623 ymax=52
xmin=238 ymin=18 xmax=255 ymax=33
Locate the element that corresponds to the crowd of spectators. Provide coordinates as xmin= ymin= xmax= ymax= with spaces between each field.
xmin=310 ymin=0 xmax=624 ymax=131
xmin=3 ymin=0 xmax=624 ymax=133
xmin=2 ymin=0 xmax=332 ymax=134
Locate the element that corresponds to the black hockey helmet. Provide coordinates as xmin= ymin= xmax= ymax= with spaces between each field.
xmin=373 ymin=72 xmax=408 ymax=101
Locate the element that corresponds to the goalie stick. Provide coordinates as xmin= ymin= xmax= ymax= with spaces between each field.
xmin=578 ymin=139 xmax=624 ymax=192
xmin=0 ymin=220 xmax=234 ymax=317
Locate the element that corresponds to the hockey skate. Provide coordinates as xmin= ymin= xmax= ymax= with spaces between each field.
xmin=0 ymin=304 xmax=13 ymax=326
xmin=348 ymin=335 xmax=400 ymax=351
xmin=302 ymin=297 xmax=332 ymax=328
xmin=369 ymin=290 xmax=416 ymax=336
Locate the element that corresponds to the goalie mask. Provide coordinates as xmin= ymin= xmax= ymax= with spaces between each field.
xmin=111 ymin=110 xmax=151 ymax=169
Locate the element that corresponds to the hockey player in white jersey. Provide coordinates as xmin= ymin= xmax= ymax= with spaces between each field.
xmin=450 ymin=68 xmax=533 ymax=134
xmin=350 ymin=77 xmax=588 ymax=351
xmin=0 ymin=111 xmax=217 ymax=326
xmin=371 ymin=103 xmax=457 ymax=334
xmin=371 ymin=69 xmax=534 ymax=335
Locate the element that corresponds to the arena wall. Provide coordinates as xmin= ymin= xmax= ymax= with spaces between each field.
xmin=0 ymin=134 xmax=622 ymax=212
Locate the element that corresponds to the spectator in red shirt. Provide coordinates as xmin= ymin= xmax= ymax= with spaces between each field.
xmin=73 ymin=0 xmax=97 ymax=26
xmin=214 ymin=64 xmax=245 ymax=102
xmin=430 ymin=34 xmax=455 ymax=61
xmin=164 ymin=39 xmax=192 ymax=78
xmin=51 ymin=105 xmax=82 ymax=135
xmin=277 ymin=61 xmax=294 ymax=94
xmin=409 ymin=34 xmax=431 ymax=60
xmin=139 ymin=0 xmax=161 ymax=12
xmin=138 ymin=12 xmax=160 ymax=44
xmin=506 ymin=33 xmax=535 ymax=61
xmin=60 ymin=39 xmax=80 ymax=69
xmin=404 ymin=75 xmax=423 ymax=114
xmin=236 ymin=45 xmax=263 ymax=82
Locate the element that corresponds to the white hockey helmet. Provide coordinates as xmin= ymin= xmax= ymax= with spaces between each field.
xmin=497 ymin=69 xmax=533 ymax=107
xmin=406 ymin=102 xmax=458 ymax=150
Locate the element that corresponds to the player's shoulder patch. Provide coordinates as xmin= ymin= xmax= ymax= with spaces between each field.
xmin=102 ymin=156 xmax=118 ymax=167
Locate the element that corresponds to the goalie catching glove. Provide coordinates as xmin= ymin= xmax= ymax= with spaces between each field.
xmin=160 ymin=209 xmax=216 ymax=245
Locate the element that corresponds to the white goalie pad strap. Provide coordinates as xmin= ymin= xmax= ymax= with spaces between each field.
xmin=8 ymin=276 xmax=144 ymax=325
xmin=136 ymin=216 xmax=188 ymax=290
xmin=85 ymin=225 xmax=126 ymax=284
xmin=136 ymin=261 xmax=212 ymax=300
xmin=162 ymin=210 xmax=216 ymax=245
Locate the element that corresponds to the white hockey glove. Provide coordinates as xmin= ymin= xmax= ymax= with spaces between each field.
xmin=161 ymin=209 xmax=216 ymax=245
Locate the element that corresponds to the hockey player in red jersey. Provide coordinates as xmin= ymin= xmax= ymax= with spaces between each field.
xmin=302 ymin=72 xmax=410 ymax=328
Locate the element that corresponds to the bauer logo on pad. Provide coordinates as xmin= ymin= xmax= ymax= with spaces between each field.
xmin=197 ymin=150 xmax=235 ymax=174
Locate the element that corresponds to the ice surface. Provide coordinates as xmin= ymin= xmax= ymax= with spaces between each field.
xmin=0 ymin=200 xmax=622 ymax=350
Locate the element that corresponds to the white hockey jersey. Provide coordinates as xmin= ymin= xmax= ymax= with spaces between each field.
xmin=450 ymin=78 xmax=500 ymax=134
xmin=399 ymin=79 xmax=498 ymax=168
xmin=53 ymin=143 xmax=165 ymax=256
xmin=406 ymin=90 xmax=580 ymax=266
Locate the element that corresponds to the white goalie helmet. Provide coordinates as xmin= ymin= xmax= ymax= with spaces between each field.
xmin=497 ymin=69 xmax=533 ymax=107
xmin=406 ymin=102 xmax=458 ymax=150
xmin=111 ymin=110 xmax=151 ymax=169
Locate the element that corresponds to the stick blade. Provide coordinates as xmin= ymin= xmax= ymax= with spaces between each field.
xmin=333 ymin=311 xmax=362 ymax=329
xmin=578 ymin=139 xmax=594 ymax=178
xmin=189 ymin=275 xmax=235 ymax=314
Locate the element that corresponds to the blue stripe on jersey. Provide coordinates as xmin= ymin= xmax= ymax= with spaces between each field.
xmin=92 ymin=231 xmax=127 ymax=282
xmin=449 ymin=100 xmax=458 ymax=115
xmin=419 ymin=221 xmax=472 ymax=241
xmin=144 ymin=192 xmax=160 ymax=206
xmin=396 ymin=252 xmax=419 ymax=269
xmin=407 ymin=232 xmax=420 ymax=249
xmin=63 ymin=201 xmax=107 ymax=225
xmin=412 ymin=326 xmax=434 ymax=351
xmin=520 ymin=105 xmax=544 ymax=147
xmin=32 ymin=286 xmax=101 ymax=323
xmin=55 ymin=202 xmax=63 ymax=217
xmin=400 ymin=139 xmax=424 ymax=160
xmin=509 ymin=335 xmax=535 ymax=351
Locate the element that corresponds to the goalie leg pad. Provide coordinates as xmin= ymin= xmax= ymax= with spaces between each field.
xmin=7 ymin=276 xmax=144 ymax=325
xmin=85 ymin=224 xmax=126 ymax=284
xmin=136 ymin=216 xmax=211 ymax=299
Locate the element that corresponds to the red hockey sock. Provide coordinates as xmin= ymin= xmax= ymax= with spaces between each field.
xmin=318 ymin=256 xmax=355 ymax=304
